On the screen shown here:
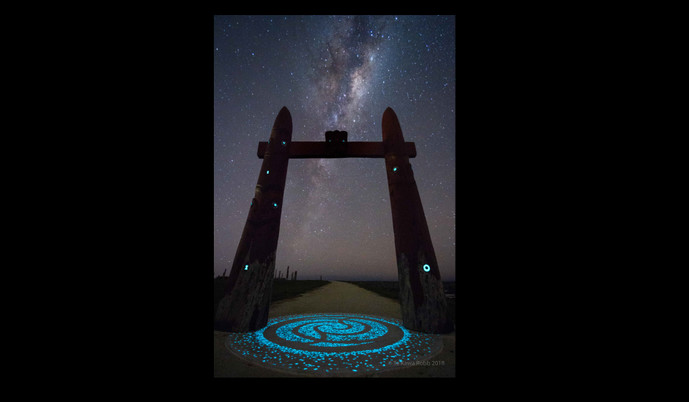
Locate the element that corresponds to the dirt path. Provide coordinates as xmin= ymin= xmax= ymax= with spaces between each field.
xmin=214 ymin=281 xmax=455 ymax=377
xmin=268 ymin=280 xmax=403 ymax=319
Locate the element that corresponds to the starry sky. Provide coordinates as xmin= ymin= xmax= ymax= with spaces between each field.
xmin=214 ymin=15 xmax=455 ymax=281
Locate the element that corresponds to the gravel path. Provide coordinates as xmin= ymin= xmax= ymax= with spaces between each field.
xmin=214 ymin=281 xmax=455 ymax=377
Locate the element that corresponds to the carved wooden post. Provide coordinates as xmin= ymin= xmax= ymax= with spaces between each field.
xmin=382 ymin=107 xmax=452 ymax=334
xmin=214 ymin=107 xmax=292 ymax=332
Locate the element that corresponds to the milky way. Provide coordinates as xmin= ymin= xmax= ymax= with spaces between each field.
xmin=214 ymin=15 xmax=455 ymax=281
xmin=307 ymin=16 xmax=390 ymax=129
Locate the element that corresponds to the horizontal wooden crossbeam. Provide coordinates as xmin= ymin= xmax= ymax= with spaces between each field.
xmin=257 ymin=141 xmax=416 ymax=159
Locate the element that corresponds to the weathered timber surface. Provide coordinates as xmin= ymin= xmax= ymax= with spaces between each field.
xmin=258 ymin=141 xmax=416 ymax=159
xmin=214 ymin=107 xmax=292 ymax=332
xmin=382 ymin=107 xmax=453 ymax=334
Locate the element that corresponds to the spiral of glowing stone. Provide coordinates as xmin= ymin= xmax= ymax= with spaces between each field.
xmin=224 ymin=313 xmax=442 ymax=376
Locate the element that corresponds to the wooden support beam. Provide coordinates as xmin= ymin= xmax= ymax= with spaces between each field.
xmin=382 ymin=107 xmax=452 ymax=334
xmin=257 ymin=141 xmax=416 ymax=159
xmin=214 ymin=107 xmax=292 ymax=332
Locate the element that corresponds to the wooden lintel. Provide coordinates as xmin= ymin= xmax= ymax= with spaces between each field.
xmin=257 ymin=141 xmax=416 ymax=159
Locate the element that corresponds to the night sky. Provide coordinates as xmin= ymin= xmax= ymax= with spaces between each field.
xmin=214 ymin=15 xmax=455 ymax=281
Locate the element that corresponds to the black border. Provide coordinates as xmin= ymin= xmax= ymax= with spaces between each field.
xmin=56 ymin=5 xmax=606 ymax=389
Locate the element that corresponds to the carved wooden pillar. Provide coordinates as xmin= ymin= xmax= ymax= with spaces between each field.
xmin=214 ymin=107 xmax=292 ymax=332
xmin=382 ymin=107 xmax=452 ymax=334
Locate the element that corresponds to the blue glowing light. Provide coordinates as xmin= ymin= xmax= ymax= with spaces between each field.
xmin=273 ymin=202 xmax=278 ymax=208
xmin=244 ymin=264 xmax=249 ymax=270
xmin=266 ymin=170 xmax=270 ymax=175
xmin=275 ymin=317 xmax=388 ymax=346
xmin=393 ymin=167 xmax=398 ymax=172
xmin=282 ymin=141 xmax=286 ymax=145
xmin=423 ymin=264 xmax=430 ymax=272
xmin=224 ymin=313 xmax=442 ymax=377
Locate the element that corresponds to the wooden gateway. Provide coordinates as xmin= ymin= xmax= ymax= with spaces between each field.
xmin=214 ymin=107 xmax=452 ymax=334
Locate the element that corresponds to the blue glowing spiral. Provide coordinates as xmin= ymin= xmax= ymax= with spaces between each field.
xmin=274 ymin=316 xmax=389 ymax=348
xmin=225 ymin=313 xmax=443 ymax=376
